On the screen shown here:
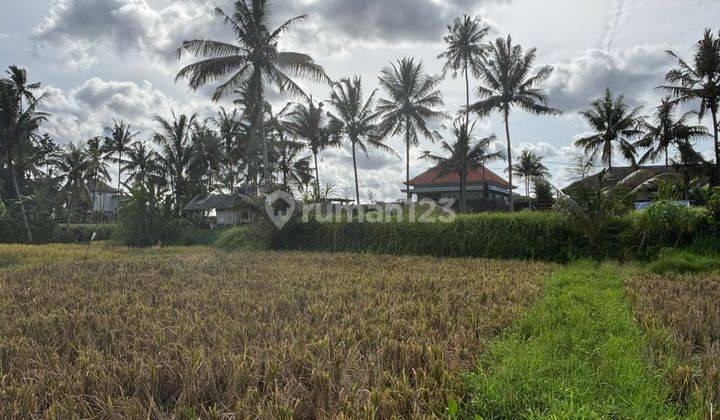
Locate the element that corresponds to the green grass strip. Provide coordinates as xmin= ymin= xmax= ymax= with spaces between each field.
xmin=464 ymin=262 xmax=677 ymax=419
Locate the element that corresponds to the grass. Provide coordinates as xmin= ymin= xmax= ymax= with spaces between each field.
xmin=0 ymin=244 xmax=552 ymax=418
xmin=627 ymin=258 xmax=720 ymax=417
xmin=646 ymin=249 xmax=720 ymax=275
xmin=465 ymin=262 xmax=677 ymax=418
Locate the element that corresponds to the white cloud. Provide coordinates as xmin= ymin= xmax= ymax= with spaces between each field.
xmin=546 ymin=45 xmax=672 ymax=112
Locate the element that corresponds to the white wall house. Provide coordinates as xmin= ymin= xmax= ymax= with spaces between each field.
xmin=184 ymin=194 xmax=252 ymax=226
xmin=89 ymin=181 xmax=124 ymax=214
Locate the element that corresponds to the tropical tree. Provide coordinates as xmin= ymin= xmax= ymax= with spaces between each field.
xmin=511 ymin=150 xmax=550 ymax=198
xmin=421 ymin=119 xmax=504 ymax=212
xmin=176 ymin=0 xmax=331 ymax=191
xmin=327 ymin=77 xmax=397 ymax=205
xmin=554 ymin=169 xmax=673 ymax=257
xmin=438 ymin=14 xmax=490 ymax=124
xmin=377 ymin=58 xmax=444 ymax=202
xmin=123 ymin=141 xmax=160 ymax=186
xmin=85 ymin=136 xmax=111 ymax=220
xmin=53 ymin=143 xmax=92 ymax=225
xmin=660 ymin=28 xmax=720 ymax=181
xmin=103 ymin=120 xmax=138 ymax=194
xmin=209 ymin=106 xmax=250 ymax=192
xmin=0 ymin=66 xmax=48 ymax=242
xmin=284 ymin=99 xmax=339 ymax=194
xmin=153 ymin=112 xmax=197 ymax=212
xmin=468 ymin=36 xmax=560 ymax=211
xmin=574 ymin=89 xmax=642 ymax=171
xmin=635 ymin=98 xmax=709 ymax=168
xmin=188 ymin=123 xmax=223 ymax=195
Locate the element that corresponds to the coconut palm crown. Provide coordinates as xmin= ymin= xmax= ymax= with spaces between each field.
xmin=574 ymin=88 xmax=642 ymax=170
xmin=468 ymin=35 xmax=560 ymax=211
xmin=376 ymin=58 xmax=444 ymax=201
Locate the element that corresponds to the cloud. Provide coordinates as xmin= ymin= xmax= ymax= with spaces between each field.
xmin=546 ymin=45 xmax=672 ymax=112
xmin=37 ymin=77 xmax=217 ymax=143
xmin=31 ymin=0 xmax=222 ymax=70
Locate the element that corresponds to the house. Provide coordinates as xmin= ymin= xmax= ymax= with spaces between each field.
xmin=89 ymin=181 xmax=125 ymax=214
xmin=402 ymin=165 xmax=512 ymax=211
xmin=184 ymin=194 xmax=253 ymax=226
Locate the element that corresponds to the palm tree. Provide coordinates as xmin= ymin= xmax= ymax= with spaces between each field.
xmin=176 ymin=0 xmax=331 ymax=191
xmin=209 ymin=106 xmax=250 ymax=192
xmin=377 ymin=58 xmax=444 ymax=202
xmin=635 ymin=98 xmax=709 ymax=169
xmin=85 ymin=136 xmax=111 ymax=220
xmin=421 ymin=119 xmax=504 ymax=212
xmin=54 ymin=143 xmax=92 ymax=226
xmin=327 ymin=77 xmax=397 ymax=205
xmin=153 ymin=112 xmax=198 ymax=212
xmin=103 ymin=120 xmax=138 ymax=195
xmin=0 ymin=66 xmax=48 ymax=242
xmin=284 ymin=99 xmax=339 ymax=194
xmin=468 ymin=36 xmax=560 ymax=212
xmin=512 ymin=150 xmax=550 ymax=198
xmin=189 ymin=123 xmax=223 ymax=195
xmin=660 ymin=29 xmax=720 ymax=181
xmin=123 ymin=141 xmax=160 ymax=186
xmin=574 ymin=89 xmax=642 ymax=171
xmin=438 ymin=14 xmax=490 ymax=124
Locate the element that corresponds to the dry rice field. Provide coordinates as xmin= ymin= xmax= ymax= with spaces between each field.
xmin=0 ymin=244 xmax=553 ymax=418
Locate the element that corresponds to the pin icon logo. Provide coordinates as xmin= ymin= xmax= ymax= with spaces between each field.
xmin=265 ymin=191 xmax=296 ymax=229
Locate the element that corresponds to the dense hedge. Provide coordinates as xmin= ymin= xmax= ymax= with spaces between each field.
xmin=52 ymin=224 xmax=116 ymax=244
xmin=275 ymin=212 xmax=588 ymax=262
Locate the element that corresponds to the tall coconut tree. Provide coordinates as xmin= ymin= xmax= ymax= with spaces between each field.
xmin=511 ymin=150 xmax=550 ymax=198
xmin=85 ymin=136 xmax=111 ymax=220
xmin=123 ymin=141 xmax=160 ymax=186
xmin=327 ymin=77 xmax=397 ymax=205
xmin=421 ymin=118 xmax=504 ymax=212
xmin=660 ymin=28 xmax=720 ymax=181
xmin=284 ymin=99 xmax=339 ymax=194
xmin=209 ymin=106 xmax=249 ymax=192
xmin=468 ymin=36 xmax=560 ymax=212
xmin=0 ymin=66 xmax=48 ymax=242
xmin=53 ymin=143 xmax=92 ymax=226
xmin=635 ymin=98 xmax=709 ymax=169
xmin=574 ymin=88 xmax=642 ymax=171
xmin=438 ymin=14 xmax=490 ymax=124
xmin=376 ymin=58 xmax=444 ymax=202
xmin=176 ymin=0 xmax=331 ymax=191
xmin=103 ymin=120 xmax=138 ymax=194
xmin=153 ymin=112 xmax=198 ymax=212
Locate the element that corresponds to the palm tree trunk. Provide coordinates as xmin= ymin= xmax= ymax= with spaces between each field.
xmin=464 ymin=61 xmax=470 ymax=126
xmin=351 ymin=139 xmax=360 ymax=205
xmin=8 ymin=157 xmax=32 ymax=243
xmin=665 ymin=147 xmax=669 ymax=171
xmin=405 ymin=116 xmax=411 ymax=203
xmin=459 ymin=171 xmax=466 ymax=213
xmin=313 ymin=152 xmax=321 ymax=197
xmin=504 ymin=111 xmax=514 ymax=213
xmin=117 ymin=152 xmax=122 ymax=194
xmin=712 ymin=107 xmax=719 ymax=184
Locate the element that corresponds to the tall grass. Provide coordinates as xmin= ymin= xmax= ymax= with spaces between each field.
xmin=627 ymin=262 xmax=720 ymax=417
xmin=0 ymin=244 xmax=552 ymax=418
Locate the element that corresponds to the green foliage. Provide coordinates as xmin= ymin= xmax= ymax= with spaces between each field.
xmin=466 ymin=263 xmax=677 ymax=418
xmin=52 ymin=224 xmax=115 ymax=244
xmin=647 ymin=249 xmax=720 ymax=275
xmin=213 ymin=218 xmax=276 ymax=252
xmin=625 ymin=201 xmax=710 ymax=258
xmin=277 ymin=212 xmax=585 ymax=262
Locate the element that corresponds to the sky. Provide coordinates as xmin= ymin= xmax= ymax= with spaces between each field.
xmin=2 ymin=0 xmax=719 ymax=201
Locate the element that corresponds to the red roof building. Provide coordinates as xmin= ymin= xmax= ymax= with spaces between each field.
xmin=401 ymin=165 xmax=512 ymax=204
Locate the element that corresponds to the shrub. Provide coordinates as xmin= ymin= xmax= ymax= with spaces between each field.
xmin=214 ymin=218 xmax=276 ymax=251
xmin=52 ymin=224 xmax=115 ymax=243
xmin=276 ymin=212 xmax=586 ymax=262
xmin=625 ymin=202 xmax=711 ymax=258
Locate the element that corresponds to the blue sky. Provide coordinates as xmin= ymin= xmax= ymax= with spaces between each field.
xmin=2 ymin=0 xmax=719 ymax=200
